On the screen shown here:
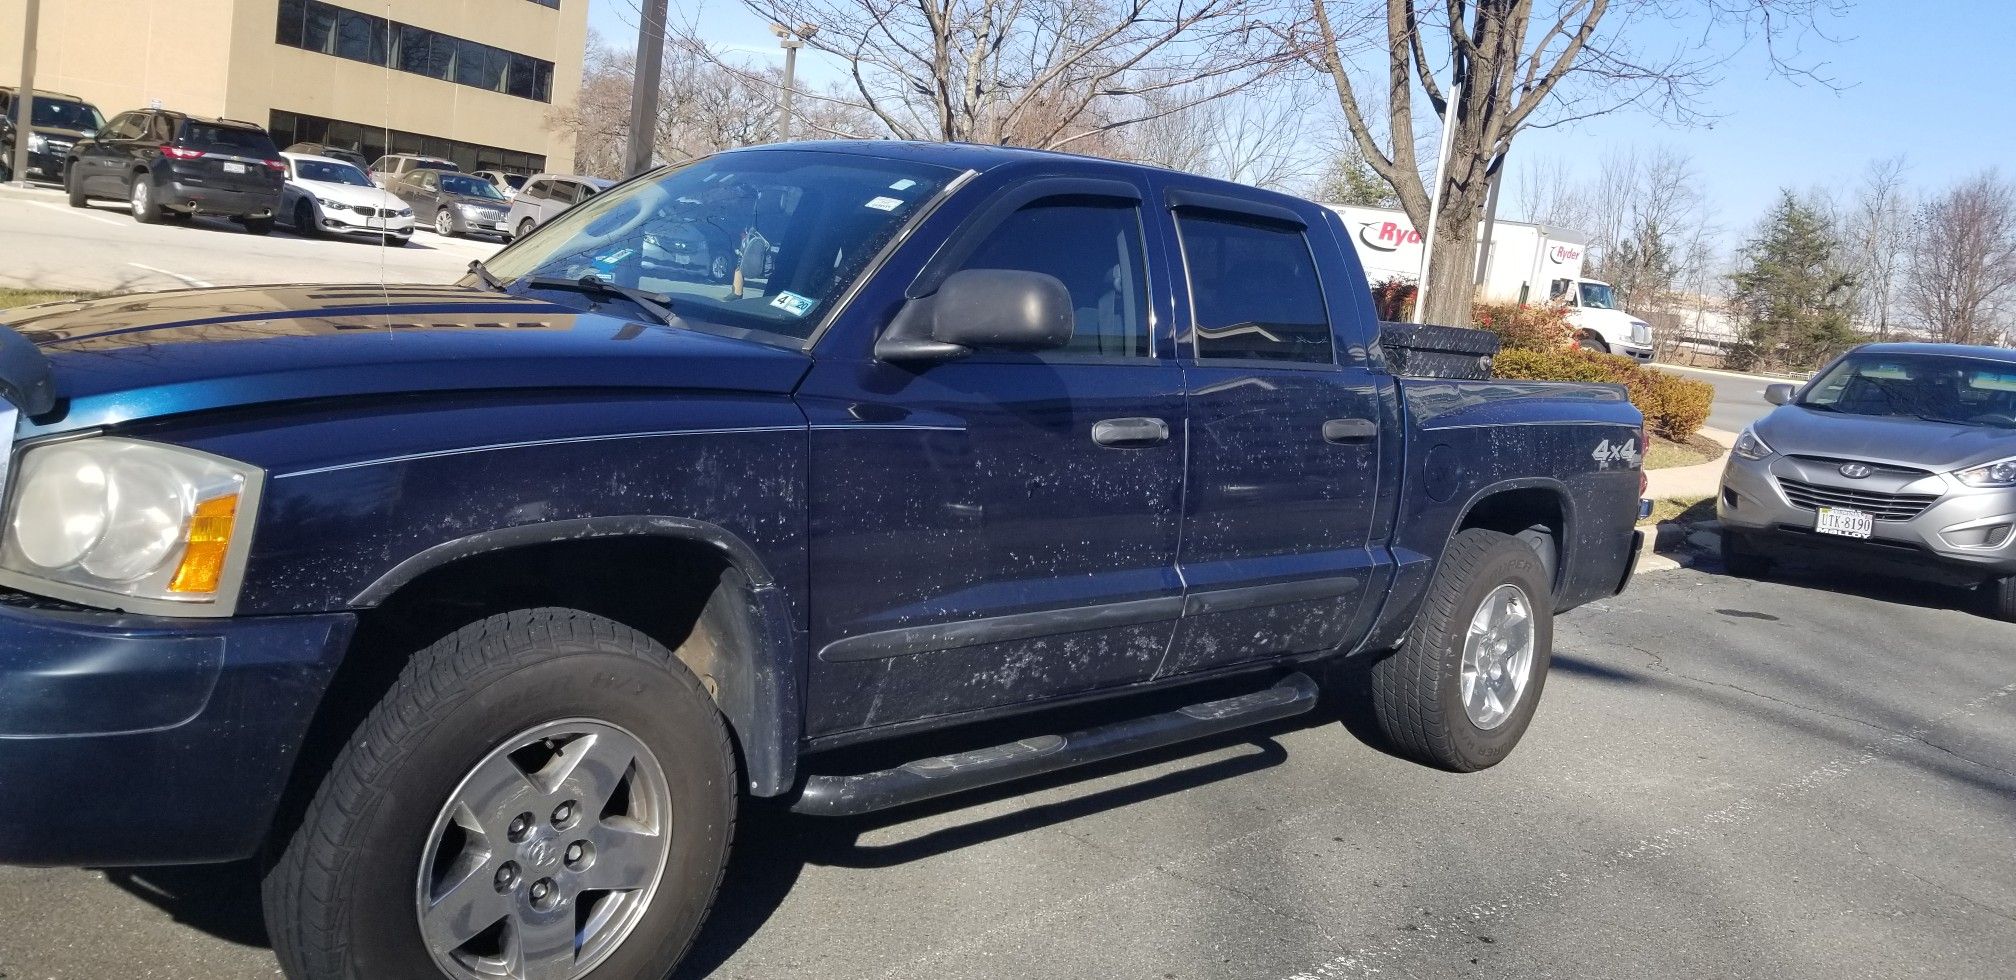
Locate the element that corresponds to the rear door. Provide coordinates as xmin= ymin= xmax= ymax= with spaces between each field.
xmin=1157 ymin=183 xmax=1388 ymax=675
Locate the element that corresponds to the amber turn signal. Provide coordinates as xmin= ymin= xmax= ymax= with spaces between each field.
xmin=167 ymin=494 xmax=241 ymax=595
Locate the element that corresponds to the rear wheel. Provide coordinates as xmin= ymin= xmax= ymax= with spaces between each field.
xmin=1371 ymin=529 xmax=1554 ymax=772
xmin=1720 ymin=531 xmax=1773 ymax=579
xmin=519 ymin=217 xmax=537 ymax=240
xmin=129 ymin=175 xmax=160 ymax=223
xmin=243 ymin=215 xmax=274 ymax=236
xmin=294 ymin=200 xmax=321 ymax=238
xmin=263 ymin=609 xmax=737 ymax=980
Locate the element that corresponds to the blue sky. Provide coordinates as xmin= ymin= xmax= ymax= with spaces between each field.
xmin=588 ymin=0 xmax=2013 ymax=249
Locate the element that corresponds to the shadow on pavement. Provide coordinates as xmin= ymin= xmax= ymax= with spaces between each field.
xmin=101 ymin=861 xmax=271 ymax=949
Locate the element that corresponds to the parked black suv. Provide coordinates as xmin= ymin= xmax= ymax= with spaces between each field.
xmin=0 ymin=87 xmax=104 ymax=184
xmin=66 ymin=110 xmax=285 ymax=233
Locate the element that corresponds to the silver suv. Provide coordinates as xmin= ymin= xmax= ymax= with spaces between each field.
xmin=1719 ymin=343 xmax=2016 ymax=618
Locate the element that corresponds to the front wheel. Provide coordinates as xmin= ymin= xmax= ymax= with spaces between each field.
xmin=263 ymin=609 xmax=737 ymax=980
xmin=1981 ymin=576 xmax=2016 ymax=622
xmin=66 ymin=164 xmax=89 ymax=207
xmin=242 ymin=215 xmax=274 ymax=236
xmin=294 ymin=200 xmax=321 ymax=238
xmin=436 ymin=209 xmax=457 ymax=237
xmin=1573 ymin=330 xmax=1611 ymax=355
xmin=1371 ymin=529 xmax=1554 ymax=772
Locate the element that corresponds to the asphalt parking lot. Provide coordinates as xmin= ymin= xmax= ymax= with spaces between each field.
xmin=0 ymin=556 xmax=2009 ymax=980
xmin=0 ymin=184 xmax=499 ymax=294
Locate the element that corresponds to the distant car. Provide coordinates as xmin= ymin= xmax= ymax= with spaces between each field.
xmin=504 ymin=173 xmax=615 ymax=239
xmin=386 ymin=168 xmax=511 ymax=239
xmin=0 ymin=87 xmax=104 ymax=184
xmin=279 ymin=153 xmax=416 ymax=245
xmin=283 ymin=142 xmax=369 ymax=171
xmin=65 ymin=109 xmax=283 ymax=233
xmin=366 ymin=153 xmax=457 ymax=189
xmin=1720 ymin=343 xmax=2016 ymax=619
xmin=471 ymin=168 xmax=528 ymax=200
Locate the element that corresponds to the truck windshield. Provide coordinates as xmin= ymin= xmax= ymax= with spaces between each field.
xmin=1578 ymin=282 xmax=1616 ymax=310
xmin=1801 ymin=353 xmax=2016 ymax=428
xmin=483 ymin=150 xmax=957 ymax=344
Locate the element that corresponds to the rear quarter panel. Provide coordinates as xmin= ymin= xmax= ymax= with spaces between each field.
xmin=1356 ymin=378 xmax=1643 ymax=653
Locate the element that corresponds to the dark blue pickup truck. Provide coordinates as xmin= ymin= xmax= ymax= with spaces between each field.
xmin=0 ymin=142 xmax=1643 ymax=980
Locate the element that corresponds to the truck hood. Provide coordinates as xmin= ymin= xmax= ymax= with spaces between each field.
xmin=1754 ymin=404 xmax=2016 ymax=473
xmin=3 ymin=284 xmax=812 ymax=435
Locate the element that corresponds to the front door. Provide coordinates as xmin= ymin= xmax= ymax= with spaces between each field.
xmin=801 ymin=180 xmax=1186 ymax=735
xmin=1159 ymin=190 xmax=1387 ymax=675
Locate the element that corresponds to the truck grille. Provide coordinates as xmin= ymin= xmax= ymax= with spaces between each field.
xmin=1777 ymin=477 xmax=1939 ymax=521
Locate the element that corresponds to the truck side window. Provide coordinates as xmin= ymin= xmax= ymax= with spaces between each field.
xmin=955 ymin=196 xmax=1151 ymax=359
xmin=1178 ymin=213 xmax=1333 ymax=365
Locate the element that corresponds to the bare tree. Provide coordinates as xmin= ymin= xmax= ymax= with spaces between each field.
xmin=1846 ymin=156 xmax=1910 ymax=339
xmin=549 ymin=33 xmax=877 ymax=178
xmin=1304 ymin=0 xmax=1846 ymax=326
xmin=1511 ymin=154 xmax=1583 ymax=228
xmin=1119 ymin=80 xmax=1325 ymax=189
xmin=695 ymin=0 xmax=1301 ymax=151
xmin=1903 ymin=171 xmax=2016 ymax=346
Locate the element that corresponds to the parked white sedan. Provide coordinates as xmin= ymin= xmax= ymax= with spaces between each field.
xmin=280 ymin=153 xmax=417 ymax=245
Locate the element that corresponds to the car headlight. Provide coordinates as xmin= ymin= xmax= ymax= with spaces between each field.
xmin=317 ymin=197 xmax=347 ymax=211
xmin=0 ymin=438 xmax=261 ymax=614
xmin=26 ymin=132 xmax=47 ymax=152
xmin=1954 ymin=457 xmax=2016 ymax=488
xmin=396 ymin=207 xmax=413 ymax=217
xmin=1733 ymin=427 xmax=1773 ymax=461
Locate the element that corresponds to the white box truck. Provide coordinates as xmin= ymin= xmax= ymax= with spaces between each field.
xmin=1325 ymin=204 xmax=1654 ymax=362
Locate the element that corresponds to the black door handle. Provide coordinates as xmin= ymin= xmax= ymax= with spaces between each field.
xmin=1322 ymin=418 xmax=1378 ymax=443
xmin=1092 ymin=417 xmax=1171 ymax=448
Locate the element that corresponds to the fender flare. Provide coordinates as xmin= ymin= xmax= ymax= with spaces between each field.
xmin=351 ymin=515 xmax=804 ymax=796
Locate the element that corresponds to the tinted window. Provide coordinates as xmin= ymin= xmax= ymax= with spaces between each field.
xmin=1178 ymin=213 xmax=1333 ymax=365
xmin=524 ymin=179 xmax=552 ymax=199
xmin=148 ymin=114 xmax=176 ymax=142
xmin=548 ymin=181 xmax=579 ymax=205
xmin=104 ymin=113 xmax=144 ymax=140
xmin=335 ymin=9 xmax=386 ymax=64
xmin=181 ymin=124 xmax=278 ymax=153
xmin=956 ymin=197 xmax=1151 ymax=358
xmin=33 ymin=98 xmax=103 ymax=131
xmin=303 ymin=1 xmax=338 ymax=53
xmin=396 ymin=24 xmax=433 ymax=74
xmin=294 ymin=159 xmax=371 ymax=186
xmin=440 ymin=173 xmax=503 ymax=198
xmin=1802 ymin=354 xmax=2016 ymax=428
xmin=503 ymin=173 xmax=528 ymax=190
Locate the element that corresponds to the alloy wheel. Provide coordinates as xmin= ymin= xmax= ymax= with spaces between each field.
xmin=1458 ymin=584 xmax=1535 ymax=730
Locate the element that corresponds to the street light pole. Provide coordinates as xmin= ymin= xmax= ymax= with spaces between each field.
xmin=625 ymin=0 xmax=670 ymax=176
xmin=771 ymin=24 xmax=816 ymax=143
xmin=8 ymin=0 xmax=42 ymax=189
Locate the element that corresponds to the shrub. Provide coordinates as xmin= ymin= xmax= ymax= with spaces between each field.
xmin=1473 ymin=301 xmax=1574 ymax=353
xmin=1491 ymin=347 xmax=1714 ymax=441
xmin=1371 ymin=277 xmax=1416 ymax=322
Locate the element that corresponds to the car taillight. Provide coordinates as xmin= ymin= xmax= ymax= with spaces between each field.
xmin=161 ymin=145 xmax=204 ymax=160
xmin=263 ymin=159 xmax=286 ymax=172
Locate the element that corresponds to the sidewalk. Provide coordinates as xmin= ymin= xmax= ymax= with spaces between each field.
xmin=1645 ymin=426 xmax=1735 ymax=500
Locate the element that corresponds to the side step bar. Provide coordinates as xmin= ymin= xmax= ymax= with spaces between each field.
xmin=789 ymin=672 xmax=1320 ymax=817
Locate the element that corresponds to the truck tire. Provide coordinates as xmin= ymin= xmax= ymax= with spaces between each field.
xmin=1371 ymin=529 xmax=1554 ymax=772
xmin=1574 ymin=330 xmax=1611 ymax=355
xmin=263 ymin=608 xmax=737 ymax=980
xmin=1720 ymin=531 xmax=1772 ymax=579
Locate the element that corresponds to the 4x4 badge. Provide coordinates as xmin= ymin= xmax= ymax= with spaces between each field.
xmin=1839 ymin=463 xmax=1873 ymax=479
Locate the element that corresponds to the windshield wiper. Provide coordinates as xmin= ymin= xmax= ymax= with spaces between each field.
xmin=467 ymin=259 xmax=506 ymax=293
xmin=523 ymin=274 xmax=679 ymax=327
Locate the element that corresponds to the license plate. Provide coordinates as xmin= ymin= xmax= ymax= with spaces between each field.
xmin=1816 ymin=506 xmax=1874 ymax=539
xmin=222 ymin=161 xmax=247 ymax=174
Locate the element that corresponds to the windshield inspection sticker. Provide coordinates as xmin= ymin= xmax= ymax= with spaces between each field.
xmin=889 ymin=179 xmax=918 ymax=190
xmin=864 ymin=196 xmax=904 ymax=211
xmin=769 ymin=291 xmax=816 ymax=317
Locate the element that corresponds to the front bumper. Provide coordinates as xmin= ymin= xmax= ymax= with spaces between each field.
xmin=450 ymin=209 xmax=511 ymax=237
xmin=0 ymin=594 xmax=353 ymax=866
xmin=323 ymin=208 xmax=415 ymax=238
xmin=1619 ymin=343 xmax=1655 ymax=363
xmin=162 ymin=179 xmax=279 ymax=219
xmin=1718 ymin=452 xmax=2016 ymax=582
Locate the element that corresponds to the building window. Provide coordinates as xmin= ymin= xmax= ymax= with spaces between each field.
xmin=270 ymin=109 xmax=547 ymax=176
xmin=275 ymin=0 xmax=556 ymax=103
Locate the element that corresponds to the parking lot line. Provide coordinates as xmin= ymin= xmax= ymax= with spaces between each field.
xmin=126 ymin=263 xmax=217 ymax=288
xmin=25 ymin=200 xmax=124 ymax=228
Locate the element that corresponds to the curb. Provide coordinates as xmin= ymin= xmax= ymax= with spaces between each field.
xmin=1634 ymin=519 xmax=1721 ymax=575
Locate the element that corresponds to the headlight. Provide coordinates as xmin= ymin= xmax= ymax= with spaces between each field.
xmin=396 ymin=207 xmax=413 ymax=217
xmin=1954 ymin=457 xmax=2016 ymax=488
xmin=1733 ymin=427 xmax=1773 ymax=461
xmin=1629 ymin=320 xmax=1652 ymax=345
xmin=317 ymin=197 xmax=347 ymax=211
xmin=0 ymin=438 xmax=261 ymax=614
xmin=26 ymin=132 xmax=47 ymax=152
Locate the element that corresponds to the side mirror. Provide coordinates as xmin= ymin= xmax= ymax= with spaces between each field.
xmin=875 ymin=269 xmax=1075 ymax=362
xmin=1764 ymin=383 xmax=1795 ymax=405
